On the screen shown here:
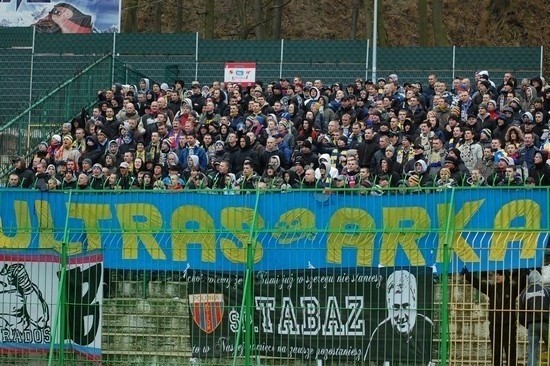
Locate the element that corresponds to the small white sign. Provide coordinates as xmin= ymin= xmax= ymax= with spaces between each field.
xmin=224 ymin=62 xmax=256 ymax=87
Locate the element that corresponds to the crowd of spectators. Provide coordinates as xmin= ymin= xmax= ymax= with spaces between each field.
xmin=7 ymin=71 xmax=550 ymax=193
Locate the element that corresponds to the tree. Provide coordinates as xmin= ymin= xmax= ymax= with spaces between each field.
xmin=417 ymin=0 xmax=428 ymax=46
xmin=432 ymin=0 xmax=449 ymax=46
xmin=204 ymin=0 xmax=215 ymax=39
xmin=272 ymin=0 xmax=283 ymax=39
xmin=153 ymin=1 xmax=162 ymax=32
xmin=175 ymin=0 xmax=184 ymax=33
xmin=364 ymin=0 xmax=373 ymax=40
xmin=350 ymin=0 xmax=362 ymax=40
xmin=124 ymin=0 xmax=139 ymax=33
xmin=253 ymin=0 xmax=265 ymax=40
xmin=377 ymin=0 xmax=387 ymax=46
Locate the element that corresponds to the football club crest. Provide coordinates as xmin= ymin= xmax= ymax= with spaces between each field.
xmin=188 ymin=293 xmax=224 ymax=334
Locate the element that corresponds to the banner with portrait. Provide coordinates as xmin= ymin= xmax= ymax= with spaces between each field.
xmin=0 ymin=250 xmax=103 ymax=360
xmin=187 ymin=266 xmax=434 ymax=363
xmin=0 ymin=0 xmax=120 ymax=33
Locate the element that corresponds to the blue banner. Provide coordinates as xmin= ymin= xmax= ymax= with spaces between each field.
xmin=0 ymin=189 xmax=547 ymax=273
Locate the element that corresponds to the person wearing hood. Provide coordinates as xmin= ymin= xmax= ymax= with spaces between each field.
xmin=78 ymin=135 xmax=102 ymax=166
xmin=528 ymin=150 xmax=550 ymax=186
xmin=116 ymin=124 xmax=137 ymax=156
xmin=370 ymin=157 xmax=398 ymax=187
xmin=164 ymin=151 xmax=181 ymax=173
xmin=231 ymin=135 xmax=258 ymax=175
xmin=518 ymin=270 xmax=550 ymax=366
xmin=314 ymin=153 xmax=338 ymax=180
xmin=312 ymin=95 xmax=336 ymax=134
xmin=138 ymin=78 xmax=150 ymax=95
xmin=492 ymin=113 xmax=511 ymax=142
xmin=303 ymin=86 xmax=320 ymax=112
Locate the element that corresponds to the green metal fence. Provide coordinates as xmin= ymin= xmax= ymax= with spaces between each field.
xmin=0 ymin=28 xmax=543 ymax=125
xmin=0 ymin=54 xmax=155 ymax=180
xmin=0 ymin=187 xmax=547 ymax=365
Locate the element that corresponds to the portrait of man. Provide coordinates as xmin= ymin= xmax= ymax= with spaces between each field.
xmin=365 ymin=269 xmax=434 ymax=365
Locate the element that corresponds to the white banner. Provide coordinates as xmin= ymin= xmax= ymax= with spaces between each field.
xmin=224 ymin=62 xmax=257 ymax=87
xmin=0 ymin=251 xmax=103 ymax=360
xmin=0 ymin=0 xmax=120 ymax=33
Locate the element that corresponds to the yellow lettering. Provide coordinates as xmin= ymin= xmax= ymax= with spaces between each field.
xmin=381 ymin=207 xmax=429 ymax=266
xmin=327 ymin=208 xmax=375 ymax=266
xmin=116 ymin=203 xmax=166 ymax=260
xmin=436 ymin=200 xmax=483 ymax=263
xmin=171 ymin=205 xmax=216 ymax=262
xmin=273 ymin=208 xmax=316 ymax=244
xmin=220 ymin=207 xmax=264 ymax=264
xmin=0 ymin=200 xmax=31 ymax=249
xmin=35 ymin=200 xmax=82 ymax=254
xmin=69 ymin=203 xmax=112 ymax=251
xmin=490 ymin=199 xmax=541 ymax=260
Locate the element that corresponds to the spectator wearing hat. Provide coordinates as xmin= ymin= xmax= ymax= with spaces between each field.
xmin=11 ymin=156 xmax=34 ymax=188
xmin=334 ymin=95 xmax=357 ymax=122
xmin=189 ymin=81 xmax=206 ymax=114
xmin=403 ymin=144 xmax=428 ymax=176
xmin=117 ymin=162 xmax=136 ymax=190
xmin=442 ymin=156 xmax=465 ymax=185
xmin=47 ymin=134 xmax=63 ymax=162
xmin=488 ymin=156 xmax=515 ymax=186
xmin=258 ymin=162 xmax=284 ymax=190
xmin=80 ymin=158 xmax=93 ymax=177
xmin=294 ymin=139 xmax=318 ymax=170
xmin=89 ymin=163 xmax=105 ymax=190
xmin=476 ymin=103 xmax=496 ymax=132
xmin=492 ymin=111 xmax=511 ymax=142
xmin=54 ymin=134 xmax=81 ymax=164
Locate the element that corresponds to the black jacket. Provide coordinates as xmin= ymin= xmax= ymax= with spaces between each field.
xmin=518 ymin=271 xmax=550 ymax=327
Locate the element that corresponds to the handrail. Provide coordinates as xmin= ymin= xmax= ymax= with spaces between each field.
xmin=0 ymin=53 xmax=111 ymax=132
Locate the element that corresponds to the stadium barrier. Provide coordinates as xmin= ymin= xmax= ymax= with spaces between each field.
xmin=0 ymin=187 xmax=548 ymax=365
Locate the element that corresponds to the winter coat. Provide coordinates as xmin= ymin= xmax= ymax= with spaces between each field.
xmin=518 ymin=270 xmax=550 ymax=327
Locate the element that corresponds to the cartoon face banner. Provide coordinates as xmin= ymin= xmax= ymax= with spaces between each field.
xmin=187 ymin=267 xmax=434 ymax=363
xmin=0 ymin=250 xmax=103 ymax=360
xmin=0 ymin=0 xmax=120 ymax=33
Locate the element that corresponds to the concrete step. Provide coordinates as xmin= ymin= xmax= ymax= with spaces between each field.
xmin=102 ymin=332 xmax=191 ymax=353
xmin=106 ymin=279 xmax=189 ymax=299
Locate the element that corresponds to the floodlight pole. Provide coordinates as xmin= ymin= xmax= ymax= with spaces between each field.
xmin=372 ymin=0 xmax=378 ymax=81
